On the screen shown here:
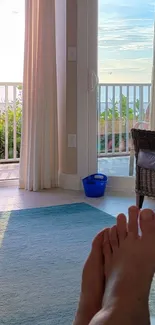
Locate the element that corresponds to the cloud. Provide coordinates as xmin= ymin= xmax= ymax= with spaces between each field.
xmin=98 ymin=57 xmax=152 ymax=83
xmin=98 ymin=19 xmax=154 ymax=52
xmin=0 ymin=0 xmax=25 ymax=82
xmin=98 ymin=0 xmax=155 ymax=82
xmin=99 ymin=0 xmax=154 ymax=16
xmin=99 ymin=57 xmax=152 ymax=72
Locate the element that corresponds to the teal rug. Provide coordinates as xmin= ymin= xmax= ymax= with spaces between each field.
xmin=0 ymin=202 xmax=155 ymax=325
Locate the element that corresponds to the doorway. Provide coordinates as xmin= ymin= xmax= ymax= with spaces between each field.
xmin=77 ymin=0 xmax=153 ymax=191
xmin=0 ymin=0 xmax=24 ymax=182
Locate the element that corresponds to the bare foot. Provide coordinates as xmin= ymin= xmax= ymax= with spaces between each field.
xmin=90 ymin=207 xmax=155 ymax=325
xmin=73 ymin=229 xmax=107 ymax=325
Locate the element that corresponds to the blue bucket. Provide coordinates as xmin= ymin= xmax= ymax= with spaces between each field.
xmin=82 ymin=173 xmax=108 ymax=198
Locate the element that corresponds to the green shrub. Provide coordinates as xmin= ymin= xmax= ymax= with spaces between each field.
xmin=98 ymin=133 xmax=130 ymax=153
xmin=0 ymin=102 xmax=22 ymax=160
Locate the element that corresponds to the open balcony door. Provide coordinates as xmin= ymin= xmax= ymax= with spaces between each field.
xmin=77 ymin=0 xmax=135 ymax=192
xmin=77 ymin=0 xmax=98 ymax=180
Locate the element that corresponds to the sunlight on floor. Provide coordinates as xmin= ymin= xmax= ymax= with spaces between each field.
xmin=0 ymin=211 xmax=11 ymax=248
xmin=0 ymin=163 xmax=19 ymax=180
xmin=98 ymin=156 xmax=135 ymax=177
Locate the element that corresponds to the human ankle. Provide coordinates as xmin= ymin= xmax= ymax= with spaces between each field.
xmin=78 ymin=295 xmax=102 ymax=315
xmin=91 ymin=303 xmax=150 ymax=325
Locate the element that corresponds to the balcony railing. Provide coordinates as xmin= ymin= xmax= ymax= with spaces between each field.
xmin=98 ymin=83 xmax=151 ymax=157
xmin=0 ymin=82 xmax=22 ymax=162
xmin=0 ymin=82 xmax=151 ymax=163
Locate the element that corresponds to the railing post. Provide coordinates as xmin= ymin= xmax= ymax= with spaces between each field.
xmin=105 ymin=85 xmax=108 ymax=154
xmin=5 ymin=85 xmax=8 ymax=160
xmin=0 ymin=82 xmax=151 ymax=164
xmin=13 ymin=86 xmax=17 ymax=159
xmin=97 ymin=83 xmax=151 ymax=159
xmin=126 ymin=86 xmax=129 ymax=153
xmin=119 ymin=85 xmax=122 ymax=153
xmin=139 ymin=85 xmax=143 ymax=121
xmin=148 ymin=84 xmax=151 ymax=109
xmin=0 ymin=83 xmax=22 ymax=163
xmin=112 ymin=86 xmax=115 ymax=154
xmin=133 ymin=85 xmax=136 ymax=127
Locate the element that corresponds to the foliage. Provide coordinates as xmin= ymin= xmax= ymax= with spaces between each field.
xmin=0 ymin=89 xmax=22 ymax=160
xmin=100 ymin=95 xmax=140 ymax=121
xmin=98 ymin=94 xmax=140 ymax=153
xmin=0 ymin=92 xmax=144 ymax=159
xmin=99 ymin=133 xmax=128 ymax=152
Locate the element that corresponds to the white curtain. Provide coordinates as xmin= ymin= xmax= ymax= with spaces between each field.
xmin=19 ymin=0 xmax=58 ymax=191
xmin=150 ymin=22 xmax=155 ymax=131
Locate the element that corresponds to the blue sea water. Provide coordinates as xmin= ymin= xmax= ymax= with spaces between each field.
xmin=99 ymin=85 xmax=151 ymax=103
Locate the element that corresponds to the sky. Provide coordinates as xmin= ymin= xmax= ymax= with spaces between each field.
xmin=98 ymin=0 xmax=155 ymax=83
xmin=0 ymin=0 xmax=25 ymax=82
xmin=0 ymin=0 xmax=154 ymax=84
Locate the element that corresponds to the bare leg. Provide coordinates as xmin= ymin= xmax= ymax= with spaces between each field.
xmin=90 ymin=207 xmax=155 ymax=325
xmin=73 ymin=229 xmax=107 ymax=325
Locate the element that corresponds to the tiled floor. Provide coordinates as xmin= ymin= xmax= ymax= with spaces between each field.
xmin=98 ymin=156 xmax=135 ymax=177
xmin=0 ymin=163 xmax=19 ymax=180
xmin=0 ymin=186 xmax=154 ymax=217
xmin=0 ymin=156 xmax=134 ymax=181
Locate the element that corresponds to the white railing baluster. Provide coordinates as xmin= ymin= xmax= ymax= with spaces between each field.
xmin=13 ymin=86 xmax=17 ymax=159
xmin=0 ymin=82 xmax=21 ymax=163
xmin=97 ymin=83 xmax=151 ymax=158
xmin=139 ymin=85 xmax=143 ymax=121
xmin=5 ymin=85 xmax=8 ymax=160
xmin=0 ymin=82 xmax=152 ymax=163
xmin=148 ymin=85 xmax=151 ymax=108
xmin=105 ymin=85 xmax=108 ymax=154
xmin=119 ymin=85 xmax=122 ymax=153
xmin=133 ymin=85 xmax=136 ymax=127
xmin=126 ymin=86 xmax=129 ymax=153
xmin=112 ymin=86 xmax=115 ymax=154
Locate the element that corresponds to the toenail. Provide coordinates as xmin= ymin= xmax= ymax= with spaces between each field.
xmin=129 ymin=206 xmax=139 ymax=212
xmin=140 ymin=209 xmax=154 ymax=221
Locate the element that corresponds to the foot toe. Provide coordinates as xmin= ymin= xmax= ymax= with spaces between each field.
xmin=103 ymin=228 xmax=111 ymax=256
xmin=128 ymin=206 xmax=139 ymax=237
xmin=117 ymin=213 xmax=127 ymax=245
xmin=103 ymin=228 xmax=112 ymax=278
xmin=109 ymin=225 xmax=118 ymax=253
xmin=92 ymin=228 xmax=108 ymax=250
xmin=140 ymin=209 xmax=155 ymax=234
